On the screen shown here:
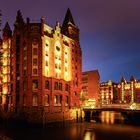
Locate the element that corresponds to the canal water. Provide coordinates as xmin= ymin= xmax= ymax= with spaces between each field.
xmin=0 ymin=111 xmax=140 ymax=140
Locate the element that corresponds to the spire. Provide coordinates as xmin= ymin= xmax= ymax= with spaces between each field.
xmin=14 ymin=10 xmax=24 ymax=30
xmin=62 ymin=8 xmax=79 ymax=41
xmin=121 ymin=77 xmax=126 ymax=83
xmin=62 ymin=8 xmax=75 ymax=28
xmin=3 ymin=22 xmax=12 ymax=38
xmin=130 ymin=75 xmax=135 ymax=81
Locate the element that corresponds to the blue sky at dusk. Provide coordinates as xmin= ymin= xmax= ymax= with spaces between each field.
xmin=1 ymin=0 xmax=140 ymax=82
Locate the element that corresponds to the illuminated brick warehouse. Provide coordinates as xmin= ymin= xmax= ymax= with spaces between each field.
xmin=99 ymin=76 xmax=140 ymax=105
xmin=118 ymin=76 xmax=140 ymax=103
xmin=0 ymin=9 xmax=82 ymax=123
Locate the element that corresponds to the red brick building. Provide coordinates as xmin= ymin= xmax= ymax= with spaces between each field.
xmin=118 ymin=76 xmax=140 ymax=103
xmin=100 ymin=80 xmax=119 ymax=104
xmin=100 ymin=76 xmax=140 ymax=105
xmin=82 ymin=70 xmax=100 ymax=104
xmin=0 ymin=9 xmax=82 ymax=123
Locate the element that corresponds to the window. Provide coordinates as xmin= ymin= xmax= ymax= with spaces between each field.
xmin=65 ymin=96 xmax=69 ymax=106
xmin=65 ymin=67 xmax=68 ymax=71
xmin=54 ymin=95 xmax=58 ymax=105
xmin=74 ymin=92 xmax=77 ymax=96
xmin=54 ymin=82 xmax=62 ymax=90
xmin=45 ymin=80 xmax=50 ymax=89
xmin=33 ymin=68 xmax=38 ymax=75
xmin=54 ymin=95 xmax=62 ymax=106
xmin=32 ymin=94 xmax=38 ymax=106
xmin=65 ymin=84 xmax=69 ymax=92
xmin=76 ymin=81 xmax=78 ymax=86
xmin=58 ymin=83 xmax=62 ymax=91
xmin=33 ymin=48 xmax=38 ymax=55
xmin=44 ymin=94 xmax=49 ymax=106
xmin=59 ymin=95 xmax=62 ymax=105
xmin=45 ymin=53 xmax=48 ymax=56
xmin=56 ymin=46 xmax=60 ymax=51
xmin=54 ymin=82 xmax=58 ymax=90
xmin=45 ymin=61 xmax=48 ymax=66
xmin=33 ymin=58 xmax=37 ymax=65
xmin=32 ymin=80 xmax=38 ymax=90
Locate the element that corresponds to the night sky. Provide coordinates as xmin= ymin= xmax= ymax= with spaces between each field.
xmin=1 ymin=0 xmax=140 ymax=82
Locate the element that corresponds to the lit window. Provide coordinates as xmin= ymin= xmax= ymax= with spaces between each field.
xmin=54 ymin=95 xmax=58 ymax=105
xmin=54 ymin=95 xmax=62 ymax=106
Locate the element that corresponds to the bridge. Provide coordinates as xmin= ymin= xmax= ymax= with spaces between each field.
xmin=82 ymin=103 xmax=140 ymax=122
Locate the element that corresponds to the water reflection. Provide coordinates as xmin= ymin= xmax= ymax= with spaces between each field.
xmin=0 ymin=111 xmax=140 ymax=140
xmin=84 ymin=131 xmax=95 ymax=140
xmin=99 ymin=111 xmax=124 ymax=124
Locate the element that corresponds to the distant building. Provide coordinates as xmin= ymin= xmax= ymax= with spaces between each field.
xmin=0 ymin=9 xmax=82 ymax=123
xmin=100 ymin=76 xmax=140 ymax=105
xmin=118 ymin=76 xmax=140 ymax=103
xmin=100 ymin=80 xmax=119 ymax=104
xmin=82 ymin=70 xmax=100 ymax=104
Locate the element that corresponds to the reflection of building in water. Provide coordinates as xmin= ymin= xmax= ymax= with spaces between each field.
xmin=100 ymin=111 xmax=115 ymax=124
xmin=84 ymin=131 xmax=95 ymax=140
xmin=100 ymin=111 xmax=124 ymax=124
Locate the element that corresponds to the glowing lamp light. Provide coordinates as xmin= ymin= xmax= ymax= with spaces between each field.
xmin=130 ymin=103 xmax=136 ymax=110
